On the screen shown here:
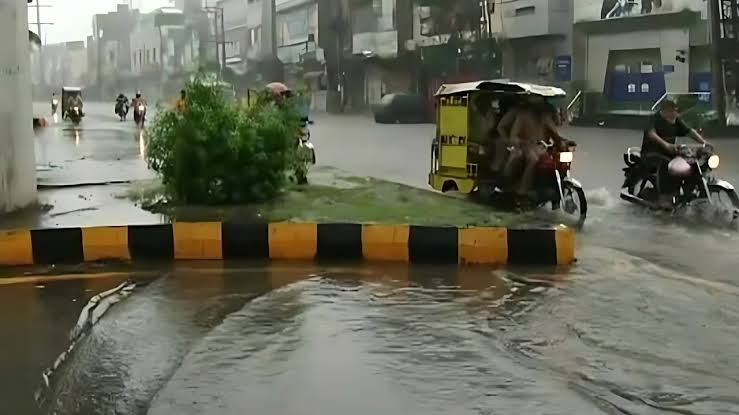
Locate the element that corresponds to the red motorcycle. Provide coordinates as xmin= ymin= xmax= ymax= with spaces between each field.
xmin=478 ymin=139 xmax=588 ymax=221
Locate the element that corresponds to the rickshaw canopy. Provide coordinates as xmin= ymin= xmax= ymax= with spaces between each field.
xmin=62 ymin=86 xmax=82 ymax=93
xmin=434 ymin=80 xmax=566 ymax=98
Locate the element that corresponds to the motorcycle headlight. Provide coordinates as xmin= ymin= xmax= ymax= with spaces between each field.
xmin=559 ymin=151 xmax=573 ymax=163
xmin=138 ymin=105 xmax=145 ymax=111
xmin=52 ymin=100 xmax=58 ymax=105
xmin=708 ymin=154 xmax=720 ymax=169
xmin=73 ymin=106 xmax=79 ymax=111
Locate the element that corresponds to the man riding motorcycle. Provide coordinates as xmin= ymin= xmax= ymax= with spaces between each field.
xmin=115 ymin=93 xmax=129 ymax=120
xmin=641 ymin=99 xmax=707 ymax=208
xmin=131 ymin=91 xmax=146 ymax=109
xmin=131 ymin=92 xmax=147 ymax=126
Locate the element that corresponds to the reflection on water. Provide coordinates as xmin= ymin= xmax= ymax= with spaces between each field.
xmin=74 ymin=130 xmax=80 ymax=147
xmin=138 ymin=130 xmax=146 ymax=159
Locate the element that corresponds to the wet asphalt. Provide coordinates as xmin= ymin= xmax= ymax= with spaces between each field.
xmin=0 ymin=102 xmax=738 ymax=414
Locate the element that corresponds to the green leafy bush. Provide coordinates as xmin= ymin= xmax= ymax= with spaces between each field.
xmin=146 ymin=75 xmax=302 ymax=204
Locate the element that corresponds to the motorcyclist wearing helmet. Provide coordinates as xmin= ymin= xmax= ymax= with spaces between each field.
xmin=642 ymin=99 xmax=707 ymax=208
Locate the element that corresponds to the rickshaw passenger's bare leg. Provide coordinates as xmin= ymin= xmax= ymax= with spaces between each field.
xmin=503 ymin=148 xmax=522 ymax=179
xmin=517 ymin=146 xmax=544 ymax=196
xmin=491 ymin=139 xmax=509 ymax=172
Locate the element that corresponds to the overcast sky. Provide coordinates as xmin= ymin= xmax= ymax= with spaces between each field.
xmin=28 ymin=0 xmax=173 ymax=44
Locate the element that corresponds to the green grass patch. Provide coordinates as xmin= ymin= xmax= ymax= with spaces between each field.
xmin=124 ymin=170 xmax=517 ymax=227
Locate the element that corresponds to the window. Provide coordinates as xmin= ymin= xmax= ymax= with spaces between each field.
xmin=515 ymin=6 xmax=535 ymax=16
xmin=133 ymin=52 xmax=137 ymax=67
xmin=146 ymin=49 xmax=150 ymax=64
xmin=153 ymin=48 xmax=157 ymax=63
xmin=640 ymin=83 xmax=650 ymax=93
xmin=627 ymin=83 xmax=636 ymax=93
xmin=250 ymin=26 xmax=262 ymax=46
xmin=139 ymin=50 xmax=143 ymax=66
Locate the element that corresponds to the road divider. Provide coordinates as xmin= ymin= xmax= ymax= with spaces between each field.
xmin=0 ymin=222 xmax=576 ymax=267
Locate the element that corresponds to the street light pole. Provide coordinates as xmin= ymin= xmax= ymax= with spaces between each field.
xmin=220 ymin=9 xmax=226 ymax=73
xmin=709 ymin=0 xmax=726 ymax=122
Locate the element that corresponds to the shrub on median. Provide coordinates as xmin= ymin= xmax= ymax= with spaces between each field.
xmin=146 ymin=75 xmax=302 ymax=204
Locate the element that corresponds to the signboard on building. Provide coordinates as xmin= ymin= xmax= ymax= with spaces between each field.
xmin=555 ymin=56 xmax=572 ymax=82
xmin=574 ymin=0 xmax=706 ymax=22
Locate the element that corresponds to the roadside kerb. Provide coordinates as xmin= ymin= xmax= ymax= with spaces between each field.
xmin=0 ymin=222 xmax=576 ymax=267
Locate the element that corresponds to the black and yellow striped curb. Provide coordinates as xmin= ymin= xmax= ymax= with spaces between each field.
xmin=0 ymin=222 xmax=575 ymax=267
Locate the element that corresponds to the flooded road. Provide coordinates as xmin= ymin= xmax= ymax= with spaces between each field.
xmin=2 ymin=104 xmax=737 ymax=414
xmin=3 ymin=260 xmax=738 ymax=415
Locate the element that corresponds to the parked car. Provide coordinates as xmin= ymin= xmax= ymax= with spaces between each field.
xmin=372 ymin=93 xmax=429 ymax=124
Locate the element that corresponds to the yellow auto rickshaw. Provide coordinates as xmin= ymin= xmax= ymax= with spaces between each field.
xmin=428 ymin=80 xmax=587 ymax=220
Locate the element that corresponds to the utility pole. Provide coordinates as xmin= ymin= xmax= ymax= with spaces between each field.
xmin=220 ymin=9 xmax=226 ymax=72
xmin=28 ymin=1 xmax=53 ymax=89
xmin=709 ymin=0 xmax=726 ymax=121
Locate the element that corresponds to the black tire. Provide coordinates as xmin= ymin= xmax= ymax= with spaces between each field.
xmin=708 ymin=184 xmax=739 ymax=221
xmin=562 ymin=181 xmax=587 ymax=219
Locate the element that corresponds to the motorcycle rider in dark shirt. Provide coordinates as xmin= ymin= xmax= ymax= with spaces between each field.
xmin=641 ymin=99 xmax=707 ymax=208
xmin=115 ymin=93 xmax=129 ymax=119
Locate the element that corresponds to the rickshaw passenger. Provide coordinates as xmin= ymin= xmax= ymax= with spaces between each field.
xmin=470 ymin=93 xmax=496 ymax=148
xmin=516 ymin=102 xmax=566 ymax=196
xmin=67 ymin=92 xmax=84 ymax=117
xmin=491 ymin=96 xmax=522 ymax=173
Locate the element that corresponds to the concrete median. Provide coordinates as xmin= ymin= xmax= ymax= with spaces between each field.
xmin=0 ymin=222 xmax=576 ymax=267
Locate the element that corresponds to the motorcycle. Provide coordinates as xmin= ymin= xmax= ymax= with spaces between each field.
xmin=67 ymin=106 xmax=82 ymax=126
xmin=294 ymin=118 xmax=316 ymax=185
xmin=473 ymin=139 xmax=588 ymax=221
xmin=620 ymin=144 xmax=739 ymax=218
xmin=115 ymin=101 xmax=129 ymax=121
xmin=133 ymin=103 xmax=146 ymax=128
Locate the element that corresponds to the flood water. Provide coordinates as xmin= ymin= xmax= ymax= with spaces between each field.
xmin=1 ymin=258 xmax=737 ymax=415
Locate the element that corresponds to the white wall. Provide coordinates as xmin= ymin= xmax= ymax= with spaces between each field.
xmin=0 ymin=0 xmax=37 ymax=212
xmin=586 ymin=28 xmax=691 ymax=92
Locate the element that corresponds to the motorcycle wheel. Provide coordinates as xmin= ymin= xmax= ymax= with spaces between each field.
xmin=561 ymin=181 xmax=587 ymax=220
xmin=708 ymin=184 xmax=739 ymax=222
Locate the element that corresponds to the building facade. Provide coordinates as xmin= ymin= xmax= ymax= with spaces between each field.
xmin=572 ymin=0 xmax=710 ymax=109
xmin=129 ymin=8 xmax=197 ymax=99
xmin=90 ymin=4 xmax=141 ymax=98
xmin=32 ymin=41 xmax=88 ymax=88
xmin=490 ymin=0 xmax=574 ymax=85
xmin=276 ymin=0 xmax=325 ymax=92
xmin=344 ymin=0 xmax=415 ymax=110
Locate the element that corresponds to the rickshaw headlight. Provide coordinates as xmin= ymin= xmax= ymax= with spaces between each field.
xmin=708 ymin=154 xmax=720 ymax=169
xmin=559 ymin=151 xmax=573 ymax=163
